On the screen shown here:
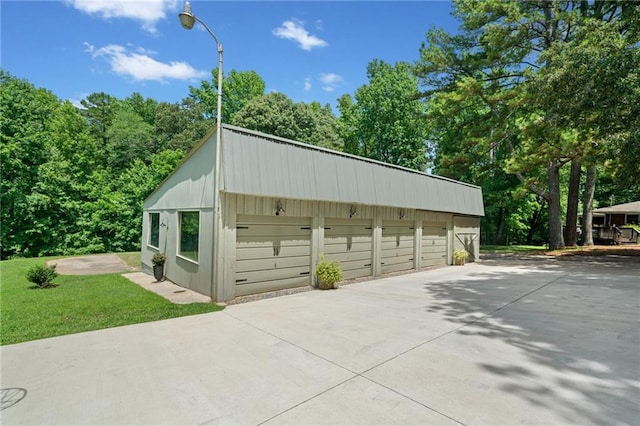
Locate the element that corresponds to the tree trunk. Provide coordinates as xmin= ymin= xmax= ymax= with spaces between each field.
xmin=581 ymin=165 xmax=596 ymax=246
xmin=526 ymin=207 xmax=541 ymax=245
xmin=547 ymin=161 xmax=565 ymax=250
xmin=495 ymin=206 xmax=504 ymax=245
xmin=564 ymin=159 xmax=581 ymax=246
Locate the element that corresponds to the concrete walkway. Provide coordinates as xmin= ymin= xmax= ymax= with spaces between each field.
xmin=123 ymin=272 xmax=211 ymax=304
xmin=48 ymin=254 xmax=134 ymax=275
xmin=2 ymin=257 xmax=639 ymax=425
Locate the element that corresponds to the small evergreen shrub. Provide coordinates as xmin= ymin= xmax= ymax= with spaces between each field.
xmin=26 ymin=264 xmax=58 ymax=288
xmin=152 ymin=252 xmax=167 ymax=266
xmin=316 ymin=257 xmax=343 ymax=290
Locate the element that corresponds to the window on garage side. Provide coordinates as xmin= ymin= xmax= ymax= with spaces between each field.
xmin=179 ymin=211 xmax=199 ymax=262
xmin=149 ymin=212 xmax=160 ymax=248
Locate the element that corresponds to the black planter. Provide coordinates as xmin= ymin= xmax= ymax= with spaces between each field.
xmin=153 ymin=264 xmax=164 ymax=281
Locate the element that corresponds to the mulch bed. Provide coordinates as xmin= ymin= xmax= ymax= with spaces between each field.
xmin=545 ymin=245 xmax=640 ymax=257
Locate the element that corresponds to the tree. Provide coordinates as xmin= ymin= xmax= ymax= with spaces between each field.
xmin=105 ymin=106 xmax=155 ymax=172
xmin=189 ymin=69 xmax=265 ymax=123
xmin=338 ymin=60 xmax=429 ymax=170
xmin=124 ymin=92 xmax=158 ymax=126
xmin=0 ymin=70 xmax=59 ymax=258
xmin=80 ymin=92 xmax=119 ymax=148
xmin=232 ymin=92 xmax=342 ymax=149
xmin=415 ymin=0 xmax=639 ymax=249
xmin=154 ymin=98 xmax=213 ymax=153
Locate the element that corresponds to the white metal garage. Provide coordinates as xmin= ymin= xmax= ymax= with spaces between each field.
xmin=142 ymin=124 xmax=485 ymax=302
xmin=235 ymin=215 xmax=312 ymax=296
xmin=324 ymin=218 xmax=373 ymax=280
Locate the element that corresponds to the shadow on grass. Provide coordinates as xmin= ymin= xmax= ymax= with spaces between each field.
xmin=421 ymin=256 xmax=640 ymax=425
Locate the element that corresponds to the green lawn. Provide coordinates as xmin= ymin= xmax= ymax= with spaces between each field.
xmin=0 ymin=257 xmax=223 ymax=346
xmin=480 ymin=245 xmax=548 ymax=254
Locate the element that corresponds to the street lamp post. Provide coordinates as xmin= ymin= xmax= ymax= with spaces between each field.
xmin=179 ymin=1 xmax=224 ymax=300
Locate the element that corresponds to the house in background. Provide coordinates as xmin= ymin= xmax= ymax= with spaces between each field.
xmin=593 ymin=201 xmax=640 ymax=226
xmin=590 ymin=201 xmax=640 ymax=244
xmin=141 ymin=125 xmax=484 ymax=303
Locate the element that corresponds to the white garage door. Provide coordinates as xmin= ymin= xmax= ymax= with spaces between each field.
xmin=381 ymin=220 xmax=415 ymax=274
xmin=422 ymin=221 xmax=447 ymax=267
xmin=324 ymin=218 xmax=373 ymax=280
xmin=236 ymin=215 xmax=311 ymax=296
xmin=454 ymin=216 xmax=480 ymax=262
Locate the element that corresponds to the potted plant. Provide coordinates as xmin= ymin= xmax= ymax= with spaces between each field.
xmin=316 ymin=257 xmax=343 ymax=290
xmin=151 ymin=252 xmax=167 ymax=281
xmin=453 ymin=249 xmax=469 ymax=265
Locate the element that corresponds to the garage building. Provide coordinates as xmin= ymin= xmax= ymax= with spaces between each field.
xmin=141 ymin=125 xmax=484 ymax=302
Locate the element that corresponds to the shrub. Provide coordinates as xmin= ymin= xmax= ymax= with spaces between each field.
xmin=152 ymin=252 xmax=167 ymax=266
xmin=26 ymin=264 xmax=58 ymax=288
xmin=316 ymin=257 xmax=343 ymax=290
xmin=453 ymin=249 xmax=470 ymax=265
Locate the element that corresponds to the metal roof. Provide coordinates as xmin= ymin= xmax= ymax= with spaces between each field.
xmin=593 ymin=201 xmax=640 ymax=214
xmin=222 ymin=125 xmax=484 ymax=217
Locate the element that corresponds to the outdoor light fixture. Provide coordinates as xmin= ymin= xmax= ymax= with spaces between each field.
xmin=399 ymin=209 xmax=406 ymax=220
xmin=349 ymin=206 xmax=359 ymax=218
xmin=178 ymin=1 xmax=196 ymax=29
xmin=276 ymin=201 xmax=286 ymax=216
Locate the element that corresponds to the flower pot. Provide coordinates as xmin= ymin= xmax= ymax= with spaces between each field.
xmin=153 ymin=264 xmax=164 ymax=281
xmin=454 ymin=257 xmax=465 ymax=266
xmin=317 ymin=279 xmax=334 ymax=290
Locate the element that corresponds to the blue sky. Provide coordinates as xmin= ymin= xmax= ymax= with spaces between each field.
xmin=1 ymin=1 xmax=460 ymax=111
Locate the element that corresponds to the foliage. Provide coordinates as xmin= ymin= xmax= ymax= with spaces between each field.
xmin=453 ymin=249 xmax=469 ymax=261
xmin=151 ymin=252 xmax=167 ymax=266
xmin=233 ymin=92 xmax=343 ymax=150
xmin=414 ymin=0 xmax=639 ymax=249
xmin=25 ymin=263 xmax=58 ymax=288
xmin=1 ymin=257 xmax=223 ymax=345
xmin=0 ymin=71 xmax=192 ymax=259
xmin=338 ymin=60 xmax=429 ymax=170
xmin=189 ymin=69 xmax=266 ymax=123
xmin=316 ymin=257 xmax=343 ymax=289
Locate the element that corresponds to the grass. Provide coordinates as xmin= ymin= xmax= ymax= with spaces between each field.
xmin=0 ymin=256 xmax=223 ymax=346
xmin=481 ymin=245 xmax=548 ymax=254
xmin=116 ymin=251 xmax=141 ymax=269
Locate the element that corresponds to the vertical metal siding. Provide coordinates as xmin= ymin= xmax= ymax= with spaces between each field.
xmin=222 ymin=126 xmax=484 ymax=216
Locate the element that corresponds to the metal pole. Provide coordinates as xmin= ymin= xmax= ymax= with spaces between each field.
xmin=190 ymin=14 xmax=224 ymax=301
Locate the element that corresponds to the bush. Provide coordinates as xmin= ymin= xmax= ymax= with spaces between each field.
xmin=151 ymin=252 xmax=167 ymax=266
xmin=316 ymin=257 xmax=343 ymax=290
xmin=26 ymin=264 xmax=58 ymax=288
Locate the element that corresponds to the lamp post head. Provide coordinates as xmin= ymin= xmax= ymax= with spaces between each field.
xmin=179 ymin=1 xmax=195 ymax=30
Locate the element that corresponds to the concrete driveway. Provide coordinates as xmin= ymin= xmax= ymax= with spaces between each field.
xmin=1 ymin=257 xmax=639 ymax=425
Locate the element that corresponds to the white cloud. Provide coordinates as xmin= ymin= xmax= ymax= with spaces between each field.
xmin=66 ymin=0 xmax=177 ymax=33
xmin=68 ymin=96 xmax=87 ymax=109
xmin=83 ymin=42 xmax=95 ymax=53
xmin=273 ymin=19 xmax=327 ymax=51
xmin=319 ymin=73 xmax=343 ymax=92
xmin=90 ymin=43 xmax=207 ymax=82
xmin=304 ymin=77 xmax=312 ymax=92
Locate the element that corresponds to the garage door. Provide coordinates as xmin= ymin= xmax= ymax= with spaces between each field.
xmin=422 ymin=221 xmax=447 ymax=267
xmin=454 ymin=216 xmax=480 ymax=262
xmin=324 ymin=218 xmax=373 ymax=280
xmin=236 ymin=215 xmax=311 ymax=296
xmin=381 ymin=220 xmax=415 ymax=274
